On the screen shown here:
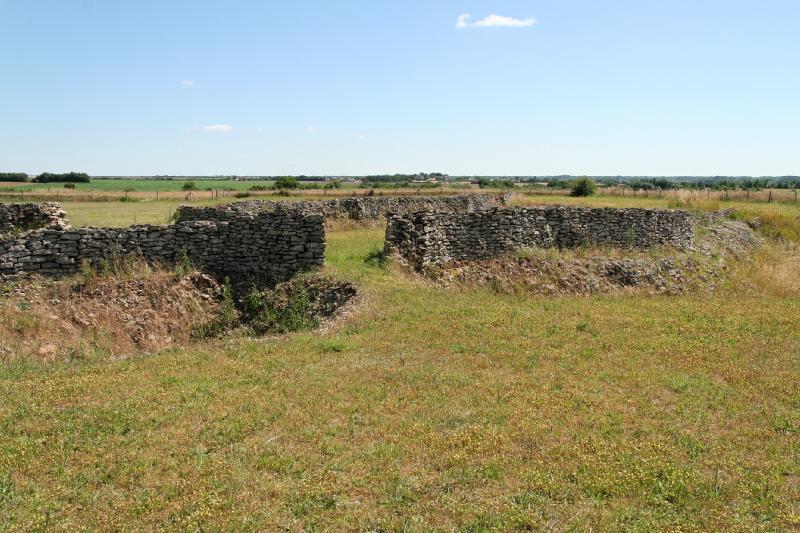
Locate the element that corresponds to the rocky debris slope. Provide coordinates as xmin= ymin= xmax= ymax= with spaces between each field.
xmin=1 ymin=267 xmax=359 ymax=363
xmin=0 ymin=268 xmax=222 ymax=362
xmin=694 ymin=220 xmax=762 ymax=259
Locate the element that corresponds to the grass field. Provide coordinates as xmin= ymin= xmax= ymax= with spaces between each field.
xmin=1 ymin=196 xmax=799 ymax=530
xmin=1 ymin=177 xmax=798 ymax=206
xmin=0 ymin=178 xmax=277 ymax=193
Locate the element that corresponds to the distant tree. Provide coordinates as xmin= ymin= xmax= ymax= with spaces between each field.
xmin=182 ymin=181 xmax=196 ymax=191
xmin=570 ymin=177 xmax=597 ymax=197
xmin=547 ymin=179 xmax=570 ymax=189
xmin=324 ymin=179 xmax=342 ymax=189
xmin=0 ymin=172 xmax=28 ymax=182
xmin=33 ymin=172 xmax=90 ymax=183
xmin=274 ymin=176 xmax=299 ymax=190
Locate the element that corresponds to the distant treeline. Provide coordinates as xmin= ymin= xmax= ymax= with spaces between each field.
xmin=0 ymin=172 xmax=28 ymax=182
xmin=362 ymin=173 xmax=447 ymax=183
xmin=147 ymin=175 xmax=329 ymax=181
xmin=600 ymin=177 xmax=799 ymax=191
xmin=33 ymin=172 xmax=91 ymax=183
xmin=532 ymin=176 xmax=800 ymax=191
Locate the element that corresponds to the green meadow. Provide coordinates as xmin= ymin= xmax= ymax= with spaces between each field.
xmin=1 ymin=196 xmax=798 ymax=530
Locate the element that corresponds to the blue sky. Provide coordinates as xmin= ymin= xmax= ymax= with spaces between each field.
xmin=1 ymin=0 xmax=798 ymax=176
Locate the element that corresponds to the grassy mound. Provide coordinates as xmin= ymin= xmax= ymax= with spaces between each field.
xmin=0 ymin=260 xmax=221 ymax=364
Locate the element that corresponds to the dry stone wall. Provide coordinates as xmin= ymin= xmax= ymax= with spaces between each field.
xmin=176 ymin=194 xmax=504 ymax=223
xmin=385 ymin=206 xmax=695 ymax=270
xmin=0 ymin=211 xmax=324 ymax=282
xmin=0 ymin=202 xmax=68 ymax=236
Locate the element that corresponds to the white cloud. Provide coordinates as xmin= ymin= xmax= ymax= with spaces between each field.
xmin=456 ymin=13 xmax=537 ymax=28
xmin=202 ymin=124 xmax=233 ymax=133
xmin=179 ymin=80 xmax=194 ymax=87
xmin=355 ymin=134 xmax=367 ymax=140
xmin=306 ymin=126 xmax=319 ymax=132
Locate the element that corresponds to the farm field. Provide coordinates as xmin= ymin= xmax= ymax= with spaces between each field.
xmin=0 ymin=178 xmax=277 ymax=193
xmin=50 ymin=193 xmax=800 ymax=237
xmin=1 ymin=194 xmax=799 ymax=530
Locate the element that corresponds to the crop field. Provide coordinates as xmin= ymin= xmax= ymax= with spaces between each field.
xmin=1 ymin=195 xmax=799 ymax=531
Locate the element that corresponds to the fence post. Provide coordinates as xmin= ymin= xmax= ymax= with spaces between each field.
xmin=795 ymin=189 xmax=797 ymax=204
xmin=768 ymin=191 xmax=772 ymax=203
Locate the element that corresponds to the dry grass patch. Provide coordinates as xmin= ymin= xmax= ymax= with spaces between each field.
xmin=729 ymin=242 xmax=800 ymax=298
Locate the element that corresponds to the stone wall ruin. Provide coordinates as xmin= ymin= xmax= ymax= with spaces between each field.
xmin=175 ymin=194 xmax=504 ymax=223
xmin=0 ymin=207 xmax=324 ymax=283
xmin=385 ymin=206 xmax=695 ymax=270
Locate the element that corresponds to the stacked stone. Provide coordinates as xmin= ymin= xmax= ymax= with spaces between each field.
xmin=0 ymin=211 xmax=325 ymax=283
xmin=385 ymin=206 xmax=695 ymax=270
xmin=0 ymin=202 xmax=69 ymax=236
xmin=175 ymin=194 xmax=504 ymax=223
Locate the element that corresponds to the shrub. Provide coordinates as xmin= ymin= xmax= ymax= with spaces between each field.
xmin=0 ymin=172 xmax=28 ymax=182
xmin=63 ymin=183 xmax=76 ymax=189
xmin=182 ymin=181 xmax=196 ymax=191
xmin=274 ymin=176 xmax=299 ymax=190
xmin=476 ymin=178 xmax=514 ymax=189
xmin=571 ymin=177 xmax=597 ymax=197
xmin=198 ymin=278 xmax=240 ymax=338
xmin=33 ymin=172 xmax=90 ymax=183
xmin=243 ymin=283 xmax=316 ymax=335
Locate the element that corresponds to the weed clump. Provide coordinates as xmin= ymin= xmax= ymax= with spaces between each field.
xmin=202 ymin=275 xmax=357 ymax=337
